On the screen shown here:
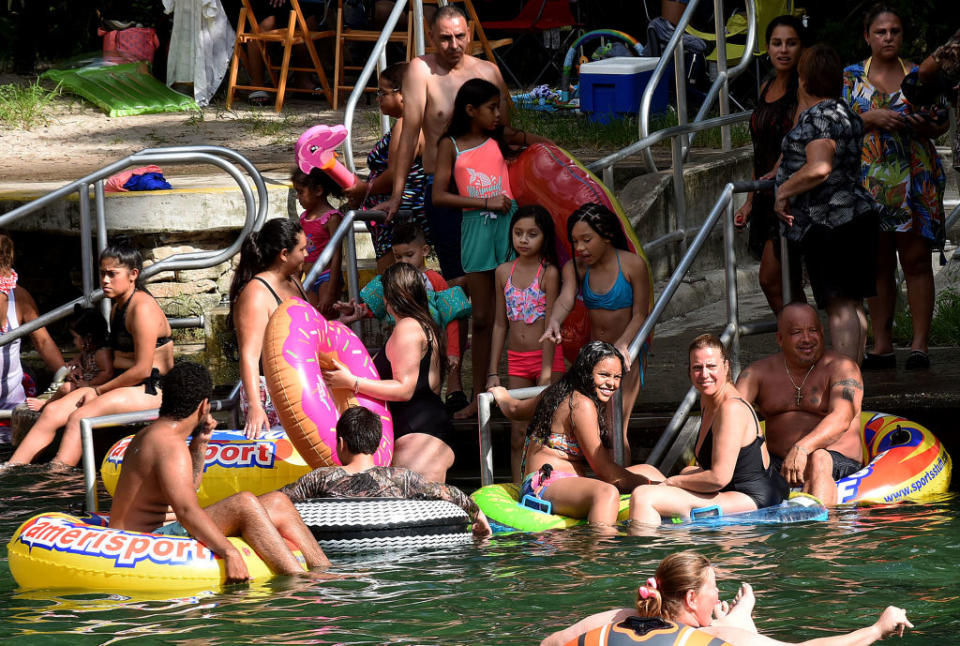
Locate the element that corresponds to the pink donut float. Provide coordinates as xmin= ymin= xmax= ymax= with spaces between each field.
xmin=262 ymin=298 xmax=393 ymax=468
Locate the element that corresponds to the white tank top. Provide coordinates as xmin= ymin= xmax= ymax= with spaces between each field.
xmin=0 ymin=289 xmax=25 ymax=408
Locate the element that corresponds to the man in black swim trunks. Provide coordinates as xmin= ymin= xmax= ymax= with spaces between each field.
xmin=736 ymin=303 xmax=864 ymax=505
xmin=109 ymin=362 xmax=330 ymax=583
xmin=281 ymin=406 xmax=491 ymax=537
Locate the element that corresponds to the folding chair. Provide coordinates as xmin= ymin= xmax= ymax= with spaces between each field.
xmin=332 ymin=0 xmax=412 ymax=109
xmin=481 ymin=0 xmax=582 ymax=88
xmin=687 ymin=0 xmax=806 ymax=97
xmin=226 ymin=0 xmax=335 ymax=112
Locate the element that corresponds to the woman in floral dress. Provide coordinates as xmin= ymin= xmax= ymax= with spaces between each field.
xmin=843 ymin=4 xmax=949 ymax=371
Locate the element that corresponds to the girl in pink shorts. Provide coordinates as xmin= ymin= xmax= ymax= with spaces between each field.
xmin=487 ymin=205 xmax=564 ymax=481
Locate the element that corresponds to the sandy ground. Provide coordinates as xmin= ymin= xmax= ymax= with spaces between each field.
xmin=0 ymin=73 xmax=388 ymax=183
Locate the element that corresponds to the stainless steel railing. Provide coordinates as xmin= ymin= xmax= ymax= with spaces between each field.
xmin=477 ymin=179 xmax=773 ymax=486
xmin=0 ymin=145 xmax=268 ymax=347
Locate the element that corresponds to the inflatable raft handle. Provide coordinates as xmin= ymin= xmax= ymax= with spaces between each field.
xmin=690 ymin=504 xmax=722 ymax=520
xmin=519 ymin=494 xmax=553 ymax=515
xmin=889 ymin=425 xmax=911 ymax=446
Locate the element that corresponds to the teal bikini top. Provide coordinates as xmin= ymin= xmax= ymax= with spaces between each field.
xmin=581 ymin=251 xmax=633 ymax=311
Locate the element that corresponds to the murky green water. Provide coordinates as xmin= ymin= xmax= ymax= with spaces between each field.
xmin=2 ymin=450 xmax=959 ymax=645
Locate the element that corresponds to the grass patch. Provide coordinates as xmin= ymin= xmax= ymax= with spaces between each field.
xmin=510 ymin=106 xmax=750 ymax=153
xmin=891 ymin=288 xmax=960 ymax=346
xmin=0 ymin=80 xmax=60 ymax=130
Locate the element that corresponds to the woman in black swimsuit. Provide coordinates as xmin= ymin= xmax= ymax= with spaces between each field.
xmin=324 ymin=262 xmax=455 ymax=483
xmin=628 ymin=334 xmax=787 ymax=526
xmin=229 ymin=218 xmax=309 ymax=439
xmin=10 ymin=241 xmax=175 ymax=467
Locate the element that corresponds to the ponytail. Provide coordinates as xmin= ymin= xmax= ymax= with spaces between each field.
xmin=228 ymin=218 xmax=303 ymax=328
xmin=635 ymin=551 xmax=713 ymax=620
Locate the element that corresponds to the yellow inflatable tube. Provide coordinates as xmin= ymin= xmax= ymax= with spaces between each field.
xmin=7 ymin=512 xmax=305 ymax=592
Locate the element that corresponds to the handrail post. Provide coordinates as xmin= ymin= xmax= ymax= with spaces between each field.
xmin=478 ymin=392 xmax=494 ymax=486
xmin=81 ymin=418 xmax=98 ymax=512
xmin=412 ymin=0 xmax=425 ymax=56
xmin=78 ymin=184 xmax=94 ymax=307
xmin=344 ymin=217 xmax=362 ymax=335
xmin=612 ymin=390 xmax=625 ymax=465
xmin=95 ymin=179 xmax=111 ymax=324
xmin=714 ymin=0 xmax=731 ymax=151
xmin=723 ymin=190 xmax=740 ymax=376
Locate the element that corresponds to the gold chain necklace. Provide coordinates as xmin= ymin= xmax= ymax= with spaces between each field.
xmin=784 ymin=359 xmax=816 ymax=407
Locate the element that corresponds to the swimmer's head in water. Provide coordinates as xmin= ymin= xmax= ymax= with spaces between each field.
xmin=635 ymin=551 xmax=716 ymax=626
xmin=159 ymin=362 xmax=213 ymax=421
xmin=777 ymin=302 xmax=823 ymax=367
xmin=336 ymin=405 xmax=382 ymax=456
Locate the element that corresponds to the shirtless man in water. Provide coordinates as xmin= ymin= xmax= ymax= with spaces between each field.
xmin=109 ymin=362 xmax=329 ymax=583
xmin=736 ymin=303 xmax=863 ymax=505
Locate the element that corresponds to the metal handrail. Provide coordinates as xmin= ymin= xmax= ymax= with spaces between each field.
xmin=637 ymin=0 xmax=757 ymax=172
xmin=477 ymin=179 xmax=772 ymax=486
xmin=81 ymin=382 xmax=244 ymax=512
xmin=302 ymin=209 xmax=388 ymax=317
xmin=0 ymin=146 xmax=267 ymax=348
xmin=342 ymin=0 xmax=424 ymax=171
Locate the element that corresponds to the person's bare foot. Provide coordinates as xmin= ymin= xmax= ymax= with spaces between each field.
xmin=25 ymin=397 xmax=45 ymax=412
xmin=452 ymin=397 xmax=478 ymax=420
xmin=718 ymin=582 xmax=757 ymax=632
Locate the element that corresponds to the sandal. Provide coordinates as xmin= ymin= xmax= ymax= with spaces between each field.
xmin=861 ymin=352 xmax=896 ymax=370
xmin=904 ymin=350 xmax=930 ymax=371
xmin=247 ymin=90 xmax=270 ymax=106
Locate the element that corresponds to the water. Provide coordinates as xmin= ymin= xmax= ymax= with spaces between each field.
xmin=2 ymin=452 xmax=959 ymax=645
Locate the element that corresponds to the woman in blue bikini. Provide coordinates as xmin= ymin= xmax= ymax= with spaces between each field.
xmin=490 ymin=342 xmax=657 ymax=527
xmin=542 ymin=203 xmax=650 ymax=462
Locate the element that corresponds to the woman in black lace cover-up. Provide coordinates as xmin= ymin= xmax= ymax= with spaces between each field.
xmin=735 ymin=15 xmax=807 ymax=314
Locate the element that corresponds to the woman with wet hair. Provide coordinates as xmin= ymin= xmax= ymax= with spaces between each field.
xmin=8 ymin=239 xmax=173 ymax=467
xmin=490 ymin=341 xmax=657 ymax=527
xmin=324 ymin=262 xmax=455 ymax=482
xmin=229 ymin=217 xmax=309 ymax=439
xmin=543 ymin=550 xmax=912 ymax=646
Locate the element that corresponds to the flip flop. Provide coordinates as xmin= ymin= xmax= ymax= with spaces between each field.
xmin=248 ymin=90 xmax=270 ymax=106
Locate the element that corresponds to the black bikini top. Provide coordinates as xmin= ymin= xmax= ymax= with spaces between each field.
xmin=253 ymin=276 xmax=307 ymax=305
xmin=109 ymin=288 xmax=173 ymax=352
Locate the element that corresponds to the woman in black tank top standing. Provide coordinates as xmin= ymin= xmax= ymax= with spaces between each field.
xmin=628 ymin=335 xmax=786 ymax=528
xmin=325 ymin=263 xmax=455 ymax=483
xmin=229 ymin=218 xmax=309 ymax=439
xmin=10 ymin=241 xmax=174 ymax=467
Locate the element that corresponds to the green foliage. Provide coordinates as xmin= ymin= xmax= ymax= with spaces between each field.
xmin=891 ymin=288 xmax=960 ymax=346
xmin=0 ymin=80 xmax=60 ymax=130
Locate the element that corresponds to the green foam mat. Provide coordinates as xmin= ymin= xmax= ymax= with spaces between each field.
xmin=42 ymin=63 xmax=198 ymax=117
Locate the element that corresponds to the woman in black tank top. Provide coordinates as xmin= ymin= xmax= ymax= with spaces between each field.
xmin=628 ymin=335 xmax=786 ymax=528
xmin=324 ymin=263 xmax=455 ymax=483
xmin=229 ymin=218 xmax=309 ymax=439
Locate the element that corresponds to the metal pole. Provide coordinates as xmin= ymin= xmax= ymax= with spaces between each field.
xmin=603 ymin=166 xmax=614 ymax=193
xmin=95 ymin=179 xmax=111 ymax=325
xmin=412 ymin=0 xmax=426 ymax=56
xmin=671 ymin=136 xmax=688 ymax=257
xmin=78 ymin=184 xmax=94 ymax=307
xmin=714 ymin=0 xmax=731 ymax=151
xmin=612 ymin=390 xmax=625 ymax=465
xmin=724 ymin=196 xmax=741 ymax=376
xmin=344 ymin=221 xmax=361 ymax=335
xmin=780 ymin=234 xmax=792 ymax=305
xmin=478 ymin=392 xmax=495 ymax=486
xmin=378 ymin=53 xmax=390 ymax=136
xmin=81 ymin=419 xmax=98 ymax=512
